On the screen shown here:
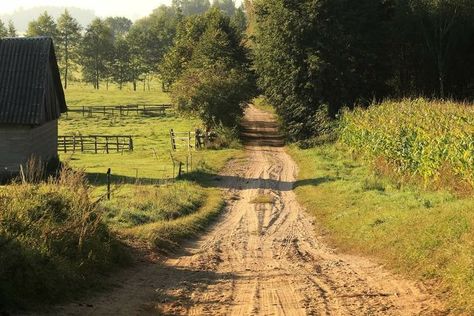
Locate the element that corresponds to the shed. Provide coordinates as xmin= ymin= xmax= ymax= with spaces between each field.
xmin=0 ymin=37 xmax=67 ymax=176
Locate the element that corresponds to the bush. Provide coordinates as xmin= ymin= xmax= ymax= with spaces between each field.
xmin=339 ymin=99 xmax=474 ymax=192
xmin=0 ymin=168 xmax=127 ymax=309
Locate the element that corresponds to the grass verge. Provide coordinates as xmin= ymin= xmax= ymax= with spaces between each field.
xmin=289 ymin=144 xmax=474 ymax=313
xmin=123 ymin=188 xmax=225 ymax=251
xmin=0 ymin=169 xmax=129 ymax=310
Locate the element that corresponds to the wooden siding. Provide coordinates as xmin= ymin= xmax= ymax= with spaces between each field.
xmin=0 ymin=120 xmax=58 ymax=172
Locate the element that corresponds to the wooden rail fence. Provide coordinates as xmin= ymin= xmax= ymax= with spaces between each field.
xmin=169 ymin=129 xmax=216 ymax=151
xmin=58 ymin=135 xmax=134 ymax=154
xmin=65 ymin=104 xmax=173 ymax=118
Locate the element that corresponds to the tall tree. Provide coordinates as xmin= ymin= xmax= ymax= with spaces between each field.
xmin=0 ymin=20 xmax=7 ymax=37
xmin=212 ymin=0 xmax=237 ymax=16
xmin=81 ymin=18 xmax=114 ymax=89
xmin=105 ymin=17 xmax=133 ymax=39
xmin=127 ymin=5 xmax=181 ymax=90
xmin=172 ymin=0 xmax=211 ymax=16
xmin=410 ymin=0 xmax=474 ymax=98
xmin=57 ymin=10 xmax=82 ymax=89
xmin=7 ymin=21 xmax=17 ymax=37
xmin=253 ymin=0 xmax=392 ymax=140
xmin=163 ymin=8 xmax=255 ymax=129
xmin=26 ymin=11 xmax=58 ymax=39
xmin=111 ymin=37 xmax=132 ymax=89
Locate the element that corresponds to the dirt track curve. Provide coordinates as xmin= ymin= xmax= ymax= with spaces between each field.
xmin=52 ymin=106 xmax=444 ymax=316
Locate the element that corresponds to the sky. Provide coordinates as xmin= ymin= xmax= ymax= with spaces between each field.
xmin=0 ymin=0 xmax=175 ymax=20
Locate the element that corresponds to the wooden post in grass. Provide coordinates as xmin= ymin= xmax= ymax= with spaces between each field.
xmin=105 ymin=136 xmax=109 ymax=154
xmin=94 ymin=136 xmax=98 ymax=154
xmin=129 ymin=136 xmax=134 ymax=151
xmin=170 ymin=129 xmax=176 ymax=151
xmin=178 ymin=162 xmax=183 ymax=178
xmin=106 ymin=168 xmax=111 ymax=200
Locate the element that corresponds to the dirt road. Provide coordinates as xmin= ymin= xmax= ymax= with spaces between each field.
xmin=54 ymin=106 xmax=443 ymax=315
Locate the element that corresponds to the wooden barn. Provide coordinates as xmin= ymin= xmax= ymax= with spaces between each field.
xmin=0 ymin=37 xmax=67 ymax=177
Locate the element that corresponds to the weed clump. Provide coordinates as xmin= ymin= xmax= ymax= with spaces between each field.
xmin=0 ymin=168 xmax=127 ymax=309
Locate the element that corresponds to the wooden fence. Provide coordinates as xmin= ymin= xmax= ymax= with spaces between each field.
xmin=169 ymin=129 xmax=216 ymax=151
xmin=65 ymin=104 xmax=173 ymax=118
xmin=58 ymin=135 xmax=134 ymax=154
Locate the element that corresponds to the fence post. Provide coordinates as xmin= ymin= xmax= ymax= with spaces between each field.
xmin=170 ymin=129 xmax=176 ymax=151
xmin=72 ymin=136 xmax=76 ymax=153
xmin=80 ymin=136 xmax=84 ymax=152
xmin=116 ymin=137 xmax=119 ymax=152
xmin=129 ymin=136 xmax=134 ymax=151
xmin=178 ymin=162 xmax=183 ymax=179
xmin=188 ymin=131 xmax=191 ymax=151
xmin=106 ymin=168 xmax=111 ymax=200
xmin=94 ymin=136 xmax=98 ymax=154
xmin=105 ymin=136 xmax=109 ymax=154
xmin=63 ymin=136 xmax=67 ymax=153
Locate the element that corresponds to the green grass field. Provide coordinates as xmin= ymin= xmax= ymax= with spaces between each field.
xmin=60 ymin=82 xmax=242 ymax=194
xmin=0 ymin=82 xmax=243 ymax=309
xmin=65 ymin=81 xmax=171 ymax=106
xmin=289 ymin=143 xmax=474 ymax=313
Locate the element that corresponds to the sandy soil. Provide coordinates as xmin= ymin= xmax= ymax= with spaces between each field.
xmin=48 ymin=106 xmax=445 ymax=316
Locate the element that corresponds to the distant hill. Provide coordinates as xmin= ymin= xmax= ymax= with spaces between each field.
xmin=0 ymin=6 xmax=96 ymax=33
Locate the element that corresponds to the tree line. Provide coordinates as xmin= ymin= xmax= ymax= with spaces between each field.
xmin=251 ymin=0 xmax=474 ymax=141
xmin=0 ymin=0 xmax=246 ymax=91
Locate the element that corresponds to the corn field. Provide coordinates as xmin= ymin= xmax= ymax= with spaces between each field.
xmin=339 ymin=99 xmax=474 ymax=188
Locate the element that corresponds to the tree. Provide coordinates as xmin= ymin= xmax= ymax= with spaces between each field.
xmin=7 ymin=21 xmax=17 ymax=37
xmin=253 ymin=0 xmax=392 ymax=140
xmin=105 ymin=17 xmax=133 ymax=39
xmin=127 ymin=5 xmax=181 ymax=90
xmin=26 ymin=11 xmax=58 ymax=39
xmin=172 ymin=0 xmax=211 ymax=16
xmin=0 ymin=20 xmax=7 ymax=37
xmin=410 ymin=0 xmax=474 ymax=98
xmin=81 ymin=18 xmax=114 ymax=89
xmin=57 ymin=10 xmax=82 ymax=89
xmin=111 ymin=37 xmax=132 ymax=89
xmin=164 ymin=8 xmax=255 ymax=130
xmin=230 ymin=6 xmax=247 ymax=35
xmin=212 ymin=0 xmax=237 ymax=16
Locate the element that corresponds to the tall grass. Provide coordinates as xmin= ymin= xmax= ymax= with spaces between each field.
xmin=340 ymin=99 xmax=474 ymax=192
xmin=0 ymin=168 xmax=127 ymax=309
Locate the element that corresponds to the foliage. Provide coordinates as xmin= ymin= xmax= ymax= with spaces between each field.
xmin=163 ymin=8 xmax=255 ymax=130
xmin=253 ymin=0 xmax=474 ymax=141
xmin=339 ymin=99 xmax=474 ymax=192
xmin=172 ymin=0 xmax=211 ymax=16
xmin=7 ymin=21 xmax=17 ymax=37
xmin=26 ymin=11 xmax=58 ymax=39
xmin=80 ymin=18 xmax=114 ymax=89
xmin=290 ymin=144 xmax=474 ymax=313
xmin=56 ymin=10 xmax=82 ymax=89
xmin=0 ymin=20 xmax=7 ymax=37
xmin=0 ymin=168 xmax=127 ymax=309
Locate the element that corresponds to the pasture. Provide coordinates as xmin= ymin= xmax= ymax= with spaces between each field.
xmin=0 ymin=81 xmax=243 ymax=308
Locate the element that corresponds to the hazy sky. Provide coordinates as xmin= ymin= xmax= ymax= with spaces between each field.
xmin=0 ymin=0 xmax=175 ymax=20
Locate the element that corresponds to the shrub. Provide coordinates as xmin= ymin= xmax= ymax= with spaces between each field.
xmin=0 ymin=168 xmax=127 ymax=309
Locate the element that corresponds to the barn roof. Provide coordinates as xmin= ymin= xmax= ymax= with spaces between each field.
xmin=0 ymin=37 xmax=67 ymax=125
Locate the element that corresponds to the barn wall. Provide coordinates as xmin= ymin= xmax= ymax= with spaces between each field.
xmin=0 ymin=120 xmax=58 ymax=173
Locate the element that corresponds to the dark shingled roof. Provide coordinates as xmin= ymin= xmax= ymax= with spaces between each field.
xmin=0 ymin=37 xmax=67 ymax=125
